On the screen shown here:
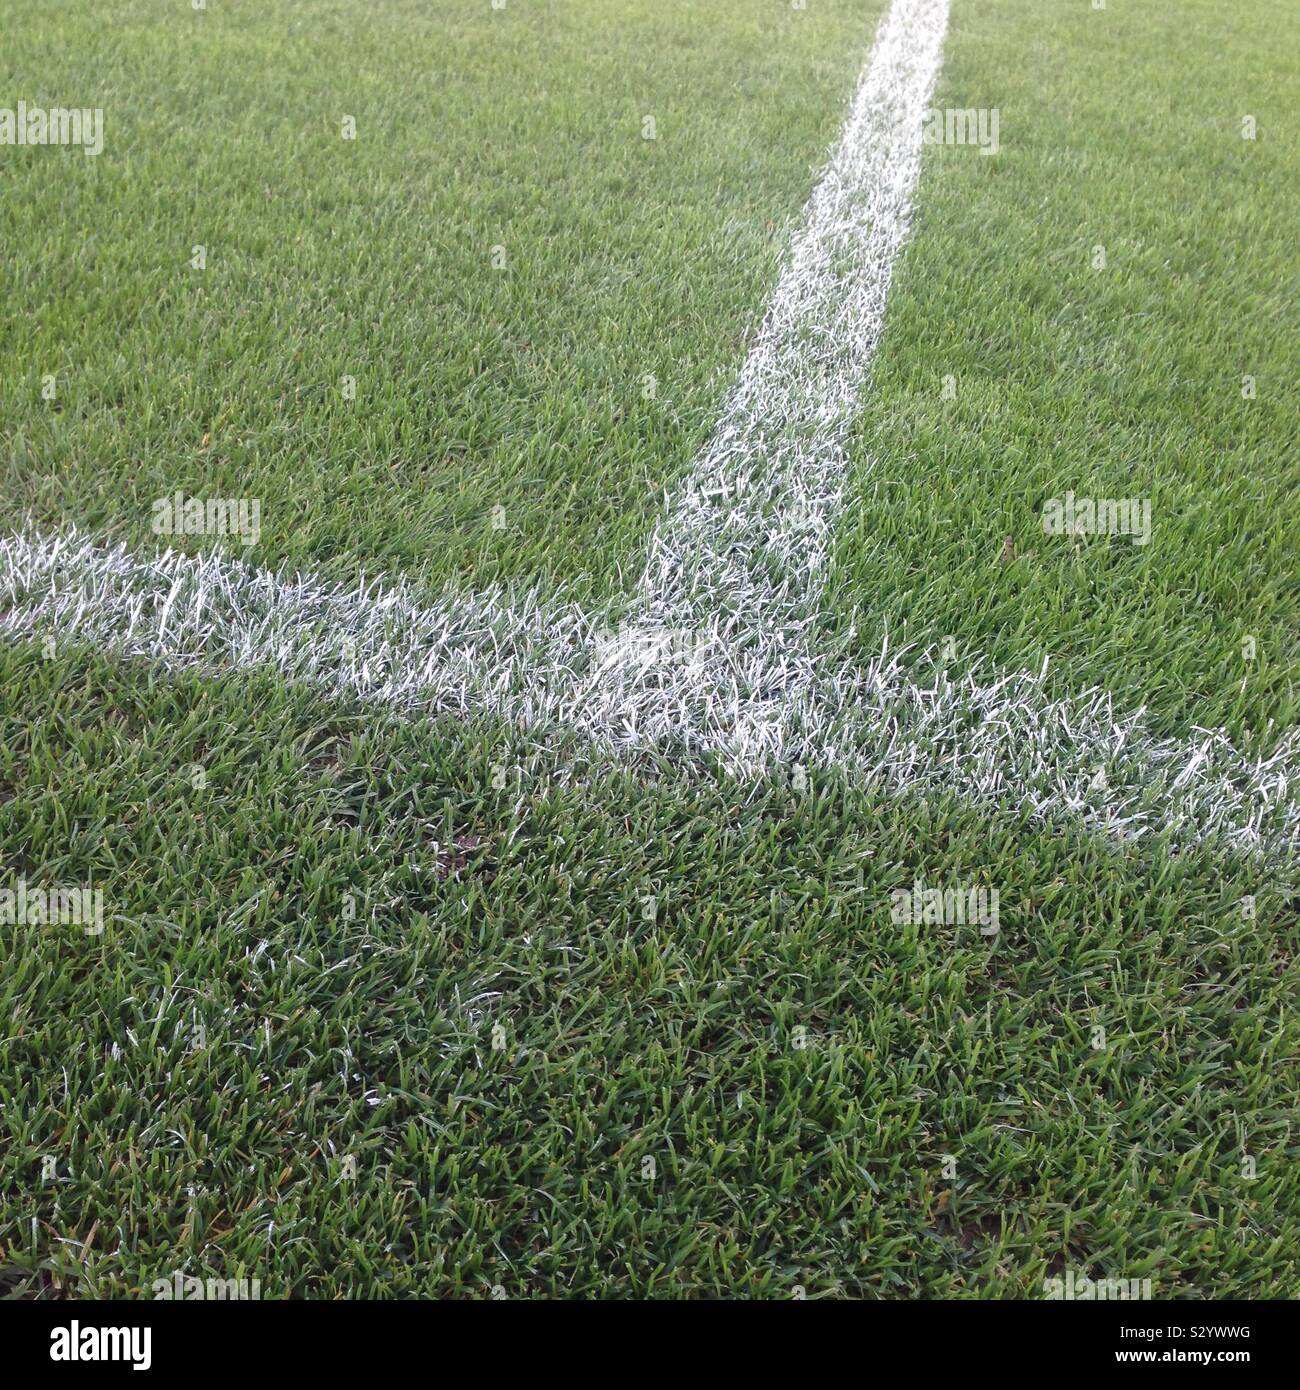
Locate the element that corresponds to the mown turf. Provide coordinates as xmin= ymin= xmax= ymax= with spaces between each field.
xmin=2 ymin=0 xmax=1298 ymax=1301
xmin=832 ymin=0 xmax=1300 ymax=747
xmin=1 ymin=0 xmax=880 ymax=603
xmin=2 ymin=640 xmax=1297 ymax=1298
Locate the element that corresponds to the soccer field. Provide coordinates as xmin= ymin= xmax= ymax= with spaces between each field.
xmin=1 ymin=0 xmax=1297 ymax=1300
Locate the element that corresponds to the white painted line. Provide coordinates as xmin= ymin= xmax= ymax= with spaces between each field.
xmin=3 ymin=525 xmax=1295 ymax=855
xmin=568 ymin=0 xmax=954 ymax=770
xmin=0 ymin=527 xmax=580 ymax=719
xmin=2 ymin=0 xmax=1296 ymax=856
xmin=638 ymin=0 xmax=952 ymax=629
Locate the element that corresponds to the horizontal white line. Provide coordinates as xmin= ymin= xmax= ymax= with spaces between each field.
xmin=3 ymin=526 xmax=1295 ymax=856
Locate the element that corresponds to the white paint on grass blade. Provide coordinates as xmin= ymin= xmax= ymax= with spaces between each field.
xmin=574 ymin=0 xmax=952 ymax=754
xmin=0 ymin=528 xmax=587 ymax=718
xmin=1 ymin=0 xmax=1296 ymax=856
xmin=3 ymin=528 xmax=1296 ymax=856
xmin=637 ymin=0 xmax=951 ymax=630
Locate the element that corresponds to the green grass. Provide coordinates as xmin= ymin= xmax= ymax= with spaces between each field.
xmin=1 ymin=0 xmax=880 ymax=604
xmin=831 ymin=0 xmax=1300 ymax=744
xmin=2 ymin=0 xmax=1299 ymax=1300
xmin=3 ymin=640 xmax=1297 ymax=1297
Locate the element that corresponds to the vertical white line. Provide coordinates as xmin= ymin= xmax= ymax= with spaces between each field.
xmin=637 ymin=0 xmax=951 ymax=632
